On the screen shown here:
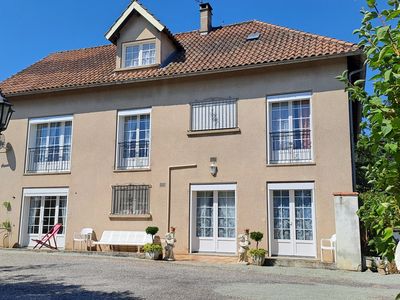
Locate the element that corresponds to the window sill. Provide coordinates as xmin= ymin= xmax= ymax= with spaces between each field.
xmin=114 ymin=167 xmax=151 ymax=173
xmin=267 ymin=162 xmax=316 ymax=167
xmin=114 ymin=64 xmax=160 ymax=72
xmin=109 ymin=214 xmax=152 ymax=221
xmin=24 ymin=171 xmax=71 ymax=176
xmin=187 ymin=128 xmax=241 ymax=137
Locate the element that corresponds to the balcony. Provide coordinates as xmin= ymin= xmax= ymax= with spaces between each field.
xmin=269 ymin=129 xmax=312 ymax=164
xmin=26 ymin=145 xmax=71 ymax=173
xmin=117 ymin=141 xmax=150 ymax=170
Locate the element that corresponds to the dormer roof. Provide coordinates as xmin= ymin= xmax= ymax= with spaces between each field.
xmin=105 ymin=1 xmax=179 ymax=47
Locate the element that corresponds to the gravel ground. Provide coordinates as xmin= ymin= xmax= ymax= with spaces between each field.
xmin=0 ymin=249 xmax=399 ymax=300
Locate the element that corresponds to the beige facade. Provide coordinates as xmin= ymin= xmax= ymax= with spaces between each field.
xmin=0 ymin=1 xmax=364 ymax=261
xmin=0 ymin=57 xmax=355 ymax=258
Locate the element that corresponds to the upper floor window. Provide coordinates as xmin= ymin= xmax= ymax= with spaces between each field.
xmin=116 ymin=108 xmax=151 ymax=170
xmin=122 ymin=41 xmax=156 ymax=68
xmin=26 ymin=116 xmax=73 ymax=173
xmin=268 ymin=93 xmax=312 ymax=164
xmin=190 ymin=98 xmax=237 ymax=131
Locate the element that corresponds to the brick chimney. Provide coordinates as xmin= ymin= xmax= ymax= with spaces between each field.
xmin=200 ymin=3 xmax=213 ymax=34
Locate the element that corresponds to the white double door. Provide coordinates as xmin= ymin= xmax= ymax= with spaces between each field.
xmin=191 ymin=185 xmax=237 ymax=254
xmin=269 ymin=185 xmax=316 ymax=257
xmin=21 ymin=193 xmax=68 ymax=248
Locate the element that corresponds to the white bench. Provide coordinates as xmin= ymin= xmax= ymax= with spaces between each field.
xmin=93 ymin=231 xmax=152 ymax=252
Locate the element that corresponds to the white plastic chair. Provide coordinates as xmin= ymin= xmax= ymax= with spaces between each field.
xmin=73 ymin=228 xmax=94 ymax=251
xmin=321 ymin=234 xmax=336 ymax=262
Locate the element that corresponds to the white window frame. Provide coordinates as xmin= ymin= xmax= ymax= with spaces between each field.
xmin=266 ymin=182 xmax=317 ymax=258
xmin=26 ymin=115 xmax=73 ymax=173
xmin=122 ymin=40 xmax=157 ymax=69
xmin=266 ymin=92 xmax=313 ymax=164
xmin=116 ymin=108 xmax=152 ymax=170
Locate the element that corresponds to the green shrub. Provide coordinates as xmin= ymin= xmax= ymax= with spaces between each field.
xmin=358 ymin=192 xmax=400 ymax=261
xmin=249 ymin=248 xmax=267 ymax=257
xmin=143 ymin=243 xmax=162 ymax=253
xmin=145 ymin=226 xmax=159 ymax=243
xmin=250 ymin=231 xmax=263 ymax=249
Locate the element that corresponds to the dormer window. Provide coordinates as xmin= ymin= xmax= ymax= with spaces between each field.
xmin=122 ymin=41 xmax=156 ymax=68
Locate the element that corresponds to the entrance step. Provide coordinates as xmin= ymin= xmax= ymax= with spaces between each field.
xmin=266 ymin=257 xmax=336 ymax=270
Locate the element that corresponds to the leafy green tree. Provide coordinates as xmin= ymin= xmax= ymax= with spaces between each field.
xmin=338 ymin=0 xmax=400 ymax=261
xmin=250 ymin=231 xmax=263 ymax=249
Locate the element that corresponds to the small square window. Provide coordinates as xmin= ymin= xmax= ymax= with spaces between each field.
xmin=112 ymin=185 xmax=150 ymax=215
xmin=123 ymin=42 xmax=156 ymax=68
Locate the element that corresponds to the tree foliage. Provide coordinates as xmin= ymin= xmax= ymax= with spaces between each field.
xmin=250 ymin=231 xmax=263 ymax=249
xmin=337 ymin=0 xmax=400 ymax=261
xmin=145 ymin=226 xmax=159 ymax=243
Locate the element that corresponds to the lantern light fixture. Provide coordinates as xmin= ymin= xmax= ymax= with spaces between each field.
xmin=0 ymin=90 xmax=13 ymax=134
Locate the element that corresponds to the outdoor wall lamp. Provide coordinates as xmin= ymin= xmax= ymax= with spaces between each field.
xmin=210 ymin=157 xmax=218 ymax=177
xmin=0 ymin=90 xmax=13 ymax=134
xmin=0 ymin=90 xmax=14 ymax=151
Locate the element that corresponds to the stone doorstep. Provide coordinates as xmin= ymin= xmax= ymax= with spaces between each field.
xmin=0 ymin=248 xmax=336 ymax=269
xmin=266 ymin=257 xmax=337 ymax=270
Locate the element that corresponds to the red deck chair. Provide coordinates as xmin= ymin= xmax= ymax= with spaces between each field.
xmin=32 ymin=223 xmax=62 ymax=250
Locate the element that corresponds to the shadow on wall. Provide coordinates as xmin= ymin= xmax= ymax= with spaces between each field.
xmin=1 ymin=143 xmax=16 ymax=171
xmin=0 ymin=273 xmax=140 ymax=299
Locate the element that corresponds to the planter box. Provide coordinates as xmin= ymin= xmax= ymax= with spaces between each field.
xmin=145 ymin=250 xmax=161 ymax=260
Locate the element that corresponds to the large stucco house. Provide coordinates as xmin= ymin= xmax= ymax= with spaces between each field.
xmin=0 ymin=2 xmax=364 ymax=260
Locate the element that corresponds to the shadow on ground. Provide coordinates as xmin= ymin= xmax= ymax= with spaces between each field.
xmin=0 ymin=275 xmax=141 ymax=299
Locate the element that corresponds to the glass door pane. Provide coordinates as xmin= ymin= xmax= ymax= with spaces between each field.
xmin=58 ymin=196 xmax=67 ymax=234
xmin=196 ymin=192 xmax=213 ymax=238
xmin=273 ymin=190 xmax=291 ymax=240
xmin=295 ymin=190 xmax=313 ymax=241
xmin=217 ymin=191 xmax=235 ymax=238
xmin=42 ymin=196 xmax=57 ymax=234
xmin=28 ymin=197 xmax=42 ymax=234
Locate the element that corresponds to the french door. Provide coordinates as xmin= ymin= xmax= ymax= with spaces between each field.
xmin=24 ymin=195 xmax=68 ymax=248
xmin=121 ymin=114 xmax=150 ymax=168
xmin=269 ymin=99 xmax=312 ymax=163
xmin=269 ymin=185 xmax=316 ymax=257
xmin=191 ymin=185 xmax=236 ymax=254
xmin=31 ymin=121 xmax=72 ymax=172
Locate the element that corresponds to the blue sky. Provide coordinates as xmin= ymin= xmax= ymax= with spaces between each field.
xmin=0 ymin=0 xmax=367 ymax=82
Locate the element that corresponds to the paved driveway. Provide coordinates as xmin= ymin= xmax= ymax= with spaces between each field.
xmin=0 ymin=250 xmax=399 ymax=300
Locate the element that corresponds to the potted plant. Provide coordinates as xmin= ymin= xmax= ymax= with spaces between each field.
xmin=249 ymin=231 xmax=267 ymax=266
xmin=1 ymin=220 xmax=12 ymax=248
xmin=144 ymin=226 xmax=162 ymax=260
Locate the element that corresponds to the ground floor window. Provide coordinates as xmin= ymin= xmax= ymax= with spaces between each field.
xmin=111 ymin=185 xmax=150 ymax=215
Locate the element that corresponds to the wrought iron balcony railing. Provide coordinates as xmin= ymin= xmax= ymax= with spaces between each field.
xmin=117 ymin=141 xmax=150 ymax=169
xmin=26 ymin=145 xmax=71 ymax=173
xmin=269 ymin=130 xmax=312 ymax=164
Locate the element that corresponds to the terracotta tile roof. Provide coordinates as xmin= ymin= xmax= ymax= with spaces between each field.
xmin=0 ymin=21 xmax=360 ymax=96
